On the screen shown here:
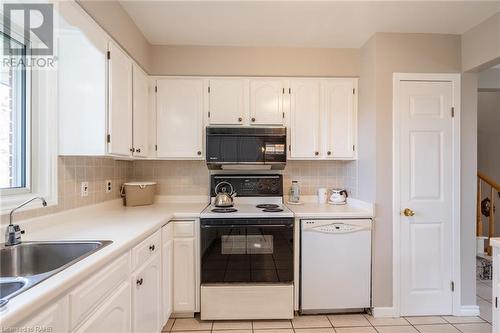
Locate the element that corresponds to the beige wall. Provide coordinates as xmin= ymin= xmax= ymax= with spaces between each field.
xmin=478 ymin=68 xmax=500 ymax=89
xmin=150 ymin=45 xmax=359 ymax=77
xmin=461 ymin=73 xmax=479 ymax=306
xmin=130 ymin=160 xmax=358 ymax=199
xmin=358 ymin=32 xmax=463 ymax=307
xmin=77 ymin=0 xmax=152 ymax=72
xmin=462 ymin=12 xmax=500 ymax=72
xmin=0 ymin=157 xmax=130 ymax=225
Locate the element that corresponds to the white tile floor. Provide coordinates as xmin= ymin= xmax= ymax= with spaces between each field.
xmin=162 ymin=279 xmax=494 ymax=333
xmin=163 ymin=312 xmax=492 ymax=333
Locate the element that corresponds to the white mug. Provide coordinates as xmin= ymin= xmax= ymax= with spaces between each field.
xmin=317 ymin=188 xmax=327 ymax=203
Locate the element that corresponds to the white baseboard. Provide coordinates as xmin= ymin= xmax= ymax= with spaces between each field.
xmin=456 ymin=305 xmax=480 ymax=316
xmin=372 ymin=307 xmax=396 ymax=318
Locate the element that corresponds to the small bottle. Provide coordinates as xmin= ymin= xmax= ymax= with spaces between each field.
xmin=289 ymin=181 xmax=300 ymax=203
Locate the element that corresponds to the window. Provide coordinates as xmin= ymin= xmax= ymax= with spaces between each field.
xmin=0 ymin=32 xmax=29 ymax=193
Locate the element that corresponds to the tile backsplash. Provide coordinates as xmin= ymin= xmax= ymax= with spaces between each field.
xmin=130 ymin=160 xmax=357 ymax=198
xmin=0 ymin=157 xmax=131 ymax=224
xmin=1 ymin=157 xmax=357 ymax=223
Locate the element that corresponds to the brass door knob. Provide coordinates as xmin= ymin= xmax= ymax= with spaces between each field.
xmin=403 ymin=208 xmax=415 ymax=217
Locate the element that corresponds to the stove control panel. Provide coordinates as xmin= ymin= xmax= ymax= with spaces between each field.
xmin=211 ymin=175 xmax=283 ymax=197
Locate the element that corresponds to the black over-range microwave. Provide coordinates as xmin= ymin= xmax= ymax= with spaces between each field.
xmin=205 ymin=127 xmax=287 ymax=170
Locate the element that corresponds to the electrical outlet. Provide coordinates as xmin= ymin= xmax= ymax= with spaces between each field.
xmin=105 ymin=180 xmax=112 ymax=193
xmin=80 ymin=182 xmax=89 ymax=197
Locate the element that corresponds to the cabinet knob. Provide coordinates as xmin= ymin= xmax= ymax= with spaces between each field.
xmin=149 ymin=244 xmax=155 ymax=252
xmin=327 ymin=151 xmax=331 ymax=156
xmin=197 ymin=151 xmax=202 ymax=156
xmin=136 ymin=278 xmax=143 ymax=286
xmin=251 ymin=118 xmax=256 ymax=122
xmin=238 ymin=117 xmax=243 ymax=122
xmin=315 ymin=151 xmax=319 ymax=156
xmin=136 ymin=148 xmax=141 ymax=153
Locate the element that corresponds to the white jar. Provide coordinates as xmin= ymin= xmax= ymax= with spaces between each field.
xmin=317 ymin=188 xmax=327 ymax=203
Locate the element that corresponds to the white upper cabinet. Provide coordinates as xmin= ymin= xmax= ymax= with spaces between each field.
xmin=249 ymin=79 xmax=285 ymax=125
xmin=108 ymin=41 xmax=133 ymax=156
xmin=208 ymin=79 xmax=247 ymax=125
xmin=289 ymin=79 xmax=321 ymax=159
xmin=156 ymin=79 xmax=204 ymax=159
xmin=322 ymin=78 xmax=357 ymax=159
xmin=132 ymin=64 xmax=149 ymax=157
xmin=57 ymin=1 xmax=108 ymax=156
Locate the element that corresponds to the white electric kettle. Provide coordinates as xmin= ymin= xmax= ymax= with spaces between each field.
xmin=328 ymin=188 xmax=348 ymax=205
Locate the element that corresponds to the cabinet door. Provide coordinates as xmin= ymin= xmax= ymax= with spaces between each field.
xmin=323 ymin=79 xmax=356 ymax=159
xmin=132 ymin=254 xmax=162 ymax=333
xmin=173 ymin=237 xmax=196 ymax=312
xmin=58 ymin=1 xmax=108 ymax=155
xmin=75 ymin=283 xmax=131 ymax=333
xmin=156 ymin=79 xmax=204 ymax=158
xmin=108 ymin=41 xmax=133 ymax=156
xmin=250 ymin=79 xmax=284 ymax=125
xmin=132 ymin=64 xmax=149 ymax=157
xmin=289 ymin=79 xmax=321 ymax=159
xmin=17 ymin=297 xmax=68 ymax=333
xmin=162 ymin=239 xmax=173 ymax=323
xmin=208 ymin=79 xmax=246 ymax=125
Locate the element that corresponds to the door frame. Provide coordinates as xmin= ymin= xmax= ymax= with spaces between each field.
xmin=392 ymin=73 xmax=462 ymax=316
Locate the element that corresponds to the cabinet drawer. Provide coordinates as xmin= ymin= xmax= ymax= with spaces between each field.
xmin=132 ymin=230 xmax=161 ymax=270
xmin=174 ymin=221 xmax=195 ymax=238
xmin=69 ymin=252 xmax=130 ymax=330
xmin=162 ymin=222 xmax=173 ymax=245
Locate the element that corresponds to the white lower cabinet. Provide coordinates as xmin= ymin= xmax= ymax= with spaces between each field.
xmin=173 ymin=221 xmax=197 ymax=314
xmin=74 ymin=282 xmax=131 ymax=333
xmin=17 ymin=297 xmax=69 ymax=333
xmin=493 ymin=247 xmax=500 ymax=330
xmin=10 ymin=220 xmax=197 ymax=332
xmin=162 ymin=223 xmax=174 ymax=323
xmin=132 ymin=253 xmax=162 ymax=333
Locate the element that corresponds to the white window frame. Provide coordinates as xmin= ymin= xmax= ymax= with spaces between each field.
xmin=0 ymin=10 xmax=58 ymax=214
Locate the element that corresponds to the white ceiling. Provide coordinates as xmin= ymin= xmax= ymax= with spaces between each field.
xmin=120 ymin=1 xmax=500 ymax=48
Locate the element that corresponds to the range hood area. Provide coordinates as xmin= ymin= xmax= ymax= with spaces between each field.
xmin=205 ymin=127 xmax=287 ymax=170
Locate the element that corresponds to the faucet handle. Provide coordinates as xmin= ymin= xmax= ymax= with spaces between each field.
xmin=5 ymin=224 xmax=24 ymax=246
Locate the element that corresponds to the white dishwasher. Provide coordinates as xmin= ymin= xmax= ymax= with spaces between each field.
xmin=300 ymin=219 xmax=372 ymax=313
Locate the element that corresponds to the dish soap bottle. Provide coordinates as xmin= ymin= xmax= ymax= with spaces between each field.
xmin=289 ymin=181 xmax=301 ymax=203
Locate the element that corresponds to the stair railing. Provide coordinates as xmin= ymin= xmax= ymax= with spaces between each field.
xmin=477 ymin=171 xmax=500 ymax=255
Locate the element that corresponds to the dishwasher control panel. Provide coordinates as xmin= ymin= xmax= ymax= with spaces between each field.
xmin=301 ymin=219 xmax=372 ymax=233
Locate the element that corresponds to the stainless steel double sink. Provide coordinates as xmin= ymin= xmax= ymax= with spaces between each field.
xmin=0 ymin=240 xmax=112 ymax=306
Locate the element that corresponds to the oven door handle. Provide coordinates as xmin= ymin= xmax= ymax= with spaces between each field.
xmin=201 ymin=224 xmax=293 ymax=229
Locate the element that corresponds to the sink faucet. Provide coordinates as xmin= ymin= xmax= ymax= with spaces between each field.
xmin=5 ymin=197 xmax=47 ymax=246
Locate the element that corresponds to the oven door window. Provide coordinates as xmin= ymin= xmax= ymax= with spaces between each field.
xmin=201 ymin=224 xmax=293 ymax=283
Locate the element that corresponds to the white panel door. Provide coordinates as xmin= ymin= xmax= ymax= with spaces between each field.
xmin=208 ymin=79 xmax=246 ymax=125
xmin=399 ymin=80 xmax=454 ymax=315
xmin=173 ymin=237 xmax=196 ymax=312
xmin=132 ymin=254 xmax=162 ymax=333
xmin=18 ymin=297 xmax=68 ymax=333
xmin=250 ymin=79 xmax=285 ymax=125
xmin=132 ymin=64 xmax=149 ymax=157
xmin=156 ymin=79 xmax=204 ymax=158
xmin=289 ymin=79 xmax=321 ymax=159
xmin=75 ymin=283 xmax=131 ymax=333
xmin=108 ymin=41 xmax=132 ymax=156
xmin=322 ymin=79 xmax=356 ymax=159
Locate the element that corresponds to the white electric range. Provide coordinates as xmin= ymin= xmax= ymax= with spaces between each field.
xmin=199 ymin=174 xmax=295 ymax=320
